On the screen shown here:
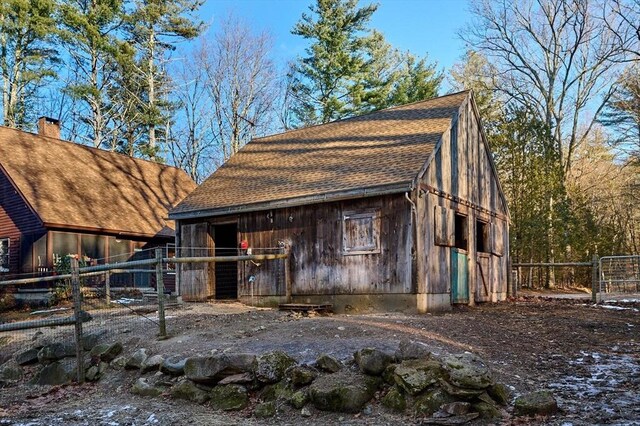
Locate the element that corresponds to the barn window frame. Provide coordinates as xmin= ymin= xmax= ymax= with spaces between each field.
xmin=342 ymin=210 xmax=381 ymax=255
xmin=0 ymin=237 xmax=9 ymax=273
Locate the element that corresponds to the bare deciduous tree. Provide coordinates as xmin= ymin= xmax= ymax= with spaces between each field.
xmin=463 ymin=0 xmax=631 ymax=177
xmin=197 ymin=16 xmax=279 ymax=161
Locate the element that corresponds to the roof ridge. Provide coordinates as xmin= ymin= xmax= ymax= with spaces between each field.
xmin=251 ymin=90 xmax=470 ymax=143
xmin=0 ymin=125 xmax=187 ymax=174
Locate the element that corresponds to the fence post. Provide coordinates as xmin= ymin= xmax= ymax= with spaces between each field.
xmin=591 ymin=254 xmax=599 ymax=304
xmin=105 ymin=270 xmax=110 ymax=306
xmin=284 ymin=247 xmax=292 ymax=303
xmin=155 ymin=248 xmax=167 ymax=338
xmin=71 ymin=257 xmax=84 ymax=383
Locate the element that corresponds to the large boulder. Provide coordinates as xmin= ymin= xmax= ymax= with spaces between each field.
xmin=37 ymin=343 xmax=75 ymax=362
xmin=31 ymin=359 xmax=76 ymax=385
xmin=210 ymin=384 xmax=249 ymax=411
xmin=126 ymin=349 xmax=149 ymax=370
xmin=131 ymin=377 xmax=163 ymax=397
xmin=184 ymin=353 xmax=256 ymax=384
xmin=141 ymin=355 xmax=164 ymax=373
xmin=161 ymin=357 xmax=187 ymax=376
xmin=309 ymin=370 xmax=381 ymax=413
xmin=287 ymin=365 xmax=318 ymax=387
xmin=15 ymin=348 xmax=40 ymax=366
xmin=354 ymin=348 xmax=393 ymax=376
xmin=170 ymin=380 xmax=210 ymax=404
xmin=442 ymin=353 xmax=493 ymax=390
xmin=255 ymin=351 xmax=297 ymax=384
xmin=0 ymin=360 xmax=23 ymax=382
xmin=395 ymin=339 xmax=432 ymax=361
xmin=394 ymin=358 xmax=446 ymax=395
xmin=315 ymin=354 xmax=342 ymax=373
xmin=89 ymin=342 xmax=123 ymax=363
xmin=514 ymin=391 xmax=558 ymax=417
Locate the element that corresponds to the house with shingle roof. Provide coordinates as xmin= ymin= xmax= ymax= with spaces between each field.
xmin=169 ymin=91 xmax=510 ymax=312
xmin=0 ymin=118 xmax=196 ymax=292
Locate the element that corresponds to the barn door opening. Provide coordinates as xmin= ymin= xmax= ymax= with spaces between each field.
xmin=213 ymin=223 xmax=238 ymax=300
xmin=451 ymin=213 xmax=469 ymax=304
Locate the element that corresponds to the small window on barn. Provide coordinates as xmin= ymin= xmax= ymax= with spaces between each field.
xmin=343 ymin=210 xmax=380 ymax=255
xmin=476 ymin=220 xmax=490 ymax=253
xmin=454 ymin=213 xmax=468 ymax=251
xmin=0 ymin=238 xmax=10 ymax=272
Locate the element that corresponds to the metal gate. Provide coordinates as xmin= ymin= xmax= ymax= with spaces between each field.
xmin=599 ymin=255 xmax=640 ymax=302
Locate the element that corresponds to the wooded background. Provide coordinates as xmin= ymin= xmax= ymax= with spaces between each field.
xmin=1 ymin=0 xmax=638 ymax=281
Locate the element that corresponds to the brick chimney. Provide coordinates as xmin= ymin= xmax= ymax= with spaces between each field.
xmin=37 ymin=116 xmax=61 ymax=139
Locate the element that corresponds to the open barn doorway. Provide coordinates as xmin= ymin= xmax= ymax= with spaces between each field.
xmin=212 ymin=223 xmax=238 ymax=300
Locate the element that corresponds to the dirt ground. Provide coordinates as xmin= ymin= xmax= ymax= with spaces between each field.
xmin=1 ymin=295 xmax=639 ymax=426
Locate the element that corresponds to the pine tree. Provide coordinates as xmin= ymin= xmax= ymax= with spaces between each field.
xmin=59 ymin=0 xmax=124 ymax=148
xmin=125 ymin=0 xmax=202 ymax=159
xmin=0 ymin=0 xmax=58 ymax=129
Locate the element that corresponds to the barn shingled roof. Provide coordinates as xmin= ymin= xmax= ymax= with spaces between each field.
xmin=0 ymin=126 xmax=197 ymax=237
xmin=170 ymin=91 xmax=469 ymax=219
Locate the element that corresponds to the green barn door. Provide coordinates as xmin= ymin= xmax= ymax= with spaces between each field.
xmin=451 ymin=249 xmax=469 ymax=303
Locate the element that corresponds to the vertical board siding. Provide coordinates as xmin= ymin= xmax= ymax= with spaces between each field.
xmin=230 ymin=194 xmax=412 ymax=298
xmin=0 ymin=170 xmax=45 ymax=276
xmin=422 ymin=95 xmax=509 ymax=304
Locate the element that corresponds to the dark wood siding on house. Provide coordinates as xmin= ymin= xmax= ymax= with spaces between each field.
xmin=0 ymin=169 xmax=45 ymax=276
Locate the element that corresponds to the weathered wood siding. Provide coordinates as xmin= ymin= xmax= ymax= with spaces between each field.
xmin=0 ymin=170 xmax=45 ymax=276
xmin=180 ymin=194 xmax=413 ymax=299
xmin=417 ymin=95 xmax=509 ymax=304
xmin=178 ymin=222 xmax=212 ymax=300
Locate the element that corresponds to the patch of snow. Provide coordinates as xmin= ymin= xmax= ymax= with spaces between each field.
xmin=600 ymin=305 xmax=631 ymax=310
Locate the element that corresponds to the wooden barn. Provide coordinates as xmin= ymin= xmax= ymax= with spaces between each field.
xmin=0 ymin=118 xmax=196 ymax=294
xmin=169 ymin=91 xmax=510 ymax=312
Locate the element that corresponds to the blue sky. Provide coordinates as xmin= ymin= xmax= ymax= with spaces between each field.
xmin=198 ymin=0 xmax=472 ymax=86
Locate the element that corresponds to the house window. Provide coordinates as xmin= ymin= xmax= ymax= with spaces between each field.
xmin=454 ymin=213 xmax=468 ymax=251
xmin=476 ymin=220 xmax=490 ymax=253
xmin=0 ymin=238 xmax=9 ymax=272
xmin=343 ymin=210 xmax=380 ymax=255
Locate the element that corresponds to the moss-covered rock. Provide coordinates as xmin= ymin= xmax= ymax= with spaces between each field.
xmin=15 ymin=348 xmax=40 ymax=366
xmin=170 ymin=380 xmax=210 ymax=404
xmin=439 ymin=378 xmax=484 ymax=399
xmin=37 ymin=343 xmax=75 ymax=362
xmin=394 ymin=358 xmax=445 ymax=395
xmin=161 ymin=357 xmax=187 ymax=376
xmin=141 ymin=354 xmax=164 ymax=373
xmin=131 ymin=377 xmax=163 ymax=397
xmin=260 ymin=380 xmax=294 ymax=402
xmin=254 ymin=401 xmax=277 ymax=418
xmin=381 ymin=386 xmax=407 ymax=412
xmin=89 ymin=342 xmax=123 ymax=363
xmin=395 ymin=339 xmax=432 ymax=361
xmin=315 ymin=354 xmax=342 ymax=373
xmin=184 ymin=353 xmax=256 ymax=384
xmin=255 ymin=351 xmax=297 ymax=384
xmin=0 ymin=360 xmax=23 ymax=382
xmin=382 ymin=364 xmax=397 ymax=385
xmin=309 ymin=370 xmax=381 ymax=413
xmin=442 ymin=353 xmax=493 ymax=390
xmin=354 ymin=348 xmax=393 ymax=376
xmin=289 ymin=389 xmax=309 ymax=409
xmin=125 ymin=348 xmax=149 ymax=370
xmin=473 ymin=401 xmax=502 ymax=419
xmin=413 ymin=388 xmax=456 ymax=416
xmin=31 ymin=359 xmax=76 ymax=385
xmin=287 ymin=365 xmax=318 ymax=386
xmin=487 ymin=383 xmax=510 ymax=406
xmin=514 ymin=391 xmax=558 ymax=417
xmin=210 ymin=384 xmax=249 ymax=411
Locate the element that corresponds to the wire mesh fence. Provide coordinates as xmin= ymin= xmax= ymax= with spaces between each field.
xmin=599 ymin=255 xmax=640 ymax=302
xmin=0 ymin=247 xmax=288 ymax=380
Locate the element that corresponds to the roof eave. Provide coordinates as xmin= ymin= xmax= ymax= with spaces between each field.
xmin=169 ymin=182 xmax=414 ymax=220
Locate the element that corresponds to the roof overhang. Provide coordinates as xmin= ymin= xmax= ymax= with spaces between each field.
xmin=169 ymin=182 xmax=414 ymax=221
xmin=44 ymin=222 xmax=174 ymax=240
